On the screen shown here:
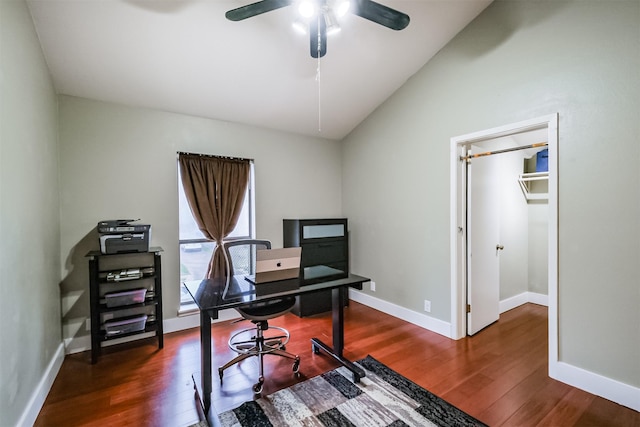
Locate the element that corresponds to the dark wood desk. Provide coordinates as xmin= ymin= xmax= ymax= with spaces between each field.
xmin=183 ymin=270 xmax=370 ymax=418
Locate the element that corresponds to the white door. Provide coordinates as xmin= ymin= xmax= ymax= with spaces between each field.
xmin=467 ymin=147 xmax=501 ymax=335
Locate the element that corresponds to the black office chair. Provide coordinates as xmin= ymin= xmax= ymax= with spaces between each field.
xmin=218 ymin=239 xmax=300 ymax=393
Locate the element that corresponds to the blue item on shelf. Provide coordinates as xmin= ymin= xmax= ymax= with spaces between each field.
xmin=536 ymin=149 xmax=548 ymax=172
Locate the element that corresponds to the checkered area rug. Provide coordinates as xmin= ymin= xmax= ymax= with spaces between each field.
xmin=218 ymin=355 xmax=487 ymax=427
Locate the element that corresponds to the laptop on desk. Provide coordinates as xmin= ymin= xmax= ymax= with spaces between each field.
xmin=244 ymin=247 xmax=302 ymax=285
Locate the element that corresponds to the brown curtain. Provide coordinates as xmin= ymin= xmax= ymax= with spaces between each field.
xmin=178 ymin=153 xmax=250 ymax=279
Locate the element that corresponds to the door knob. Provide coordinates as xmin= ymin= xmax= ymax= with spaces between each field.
xmin=496 ymin=244 xmax=504 ymax=251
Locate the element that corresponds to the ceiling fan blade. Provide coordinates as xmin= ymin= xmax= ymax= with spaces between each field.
xmin=351 ymin=0 xmax=410 ymax=30
xmin=225 ymin=0 xmax=293 ymax=21
xmin=310 ymin=16 xmax=327 ymax=58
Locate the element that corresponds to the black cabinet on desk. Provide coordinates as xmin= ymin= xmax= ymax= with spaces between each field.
xmin=284 ymin=219 xmax=349 ymax=317
xmin=86 ymin=248 xmax=163 ymax=363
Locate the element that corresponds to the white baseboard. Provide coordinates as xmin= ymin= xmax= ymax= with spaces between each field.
xmin=552 ymin=361 xmax=640 ymax=412
xmin=349 ymin=289 xmax=452 ymax=338
xmin=500 ymin=291 xmax=548 ymax=313
xmin=64 ymin=335 xmax=89 ymax=354
xmin=17 ymin=342 xmax=65 ymax=427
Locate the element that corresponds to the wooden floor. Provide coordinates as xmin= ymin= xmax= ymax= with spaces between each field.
xmin=35 ymin=303 xmax=639 ymax=426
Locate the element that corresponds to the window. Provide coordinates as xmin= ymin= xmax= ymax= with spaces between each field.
xmin=178 ymin=162 xmax=254 ymax=312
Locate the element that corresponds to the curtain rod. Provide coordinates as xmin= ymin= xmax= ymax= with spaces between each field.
xmin=460 ymin=142 xmax=548 ymax=162
xmin=177 ymin=151 xmax=254 ymax=162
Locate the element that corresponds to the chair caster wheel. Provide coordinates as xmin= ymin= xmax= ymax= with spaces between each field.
xmin=292 ymin=357 xmax=300 ymax=374
xmin=253 ymin=379 xmax=264 ymax=394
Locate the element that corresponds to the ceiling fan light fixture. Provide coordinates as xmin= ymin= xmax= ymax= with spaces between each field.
xmin=225 ymin=0 xmax=410 ymax=58
xmin=324 ymin=10 xmax=341 ymax=36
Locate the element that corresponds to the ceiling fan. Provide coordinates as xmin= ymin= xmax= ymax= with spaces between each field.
xmin=225 ymin=0 xmax=410 ymax=58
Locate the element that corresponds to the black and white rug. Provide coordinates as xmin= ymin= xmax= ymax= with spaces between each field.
xmin=217 ymin=355 xmax=487 ymax=427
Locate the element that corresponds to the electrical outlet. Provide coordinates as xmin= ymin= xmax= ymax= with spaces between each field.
xmin=424 ymin=300 xmax=431 ymax=313
xmin=370 ymin=281 xmax=376 ymax=292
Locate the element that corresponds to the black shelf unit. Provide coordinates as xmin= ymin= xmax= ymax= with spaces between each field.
xmin=87 ymin=247 xmax=163 ymax=363
xmin=284 ymin=218 xmax=349 ymax=317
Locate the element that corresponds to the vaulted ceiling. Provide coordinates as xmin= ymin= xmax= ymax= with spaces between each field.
xmin=27 ymin=0 xmax=492 ymax=140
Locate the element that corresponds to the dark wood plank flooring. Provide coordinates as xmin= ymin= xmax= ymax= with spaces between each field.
xmin=35 ymin=303 xmax=639 ymax=426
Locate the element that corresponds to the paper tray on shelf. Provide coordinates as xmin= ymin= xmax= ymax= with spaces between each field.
xmin=104 ymin=314 xmax=148 ymax=336
xmin=104 ymin=288 xmax=147 ymax=307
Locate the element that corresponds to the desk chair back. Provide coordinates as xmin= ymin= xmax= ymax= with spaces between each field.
xmin=222 ymin=239 xmax=296 ymax=320
xmin=224 ymin=239 xmax=271 ymax=279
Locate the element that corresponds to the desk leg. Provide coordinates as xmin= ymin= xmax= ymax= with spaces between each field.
xmin=332 ymin=287 xmax=344 ymax=356
xmin=311 ymin=287 xmax=365 ymax=383
xmin=191 ymin=309 xmax=221 ymax=427
xmin=200 ymin=309 xmax=212 ymax=413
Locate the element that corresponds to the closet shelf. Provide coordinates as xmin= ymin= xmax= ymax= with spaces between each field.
xmin=518 ymin=171 xmax=548 ymax=200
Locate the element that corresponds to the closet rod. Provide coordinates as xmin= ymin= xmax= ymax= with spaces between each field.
xmin=176 ymin=151 xmax=253 ymax=162
xmin=460 ymin=142 xmax=547 ymax=162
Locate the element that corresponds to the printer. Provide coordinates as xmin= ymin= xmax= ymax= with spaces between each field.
xmin=98 ymin=219 xmax=151 ymax=254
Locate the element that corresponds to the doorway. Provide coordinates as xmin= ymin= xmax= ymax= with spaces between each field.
xmin=466 ymin=132 xmax=548 ymax=334
xmin=449 ymin=114 xmax=559 ymax=369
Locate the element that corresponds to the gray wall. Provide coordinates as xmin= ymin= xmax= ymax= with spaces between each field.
xmin=0 ymin=1 xmax=61 ymax=425
xmin=58 ymin=96 xmax=343 ymax=349
xmin=342 ymin=0 xmax=639 ymax=387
